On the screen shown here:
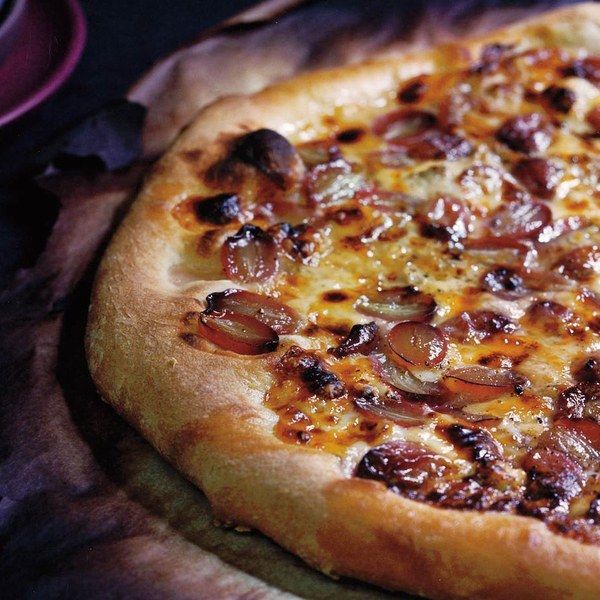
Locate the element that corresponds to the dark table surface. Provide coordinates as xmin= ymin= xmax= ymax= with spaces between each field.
xmin=0 ymin=0 xmax=257 ymax=285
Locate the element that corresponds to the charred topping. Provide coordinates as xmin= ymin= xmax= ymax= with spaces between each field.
xmin=269 ymin=222 xmax=320 ymax=263
xmin=355 ymin=440 xmax=448 ymax=498
xmin=193 ymin=193 xmax=240 ymax=225
xmin=336 ymin=128 xmax=364 ymax=143
xmin=573 ymin=354 xmax=600 ymax=383
xmin=481 ymin=267 xmax=527 ymax=299
xmin=471 ymin=42 xmax=514 ymax=74
xmin=496 ymin=113 xmax=552 ymax=154
xmin=280 ymin=346 xmax=346 ymax=399
xmin=322 ymin=290 xmax=348 ymax=302
xmin=541 ymin=85 xmax=576 ymax=114
xmin=328 ymin=322 xmax=378 ymax=358
xmin=520 ymin=448 xmax=584 ymax=514
xmin=233 ymin=128 xmax=299 ymax=189
xmin=445 ymin=424 xmax=502 ymax=464
xmin=397 ymin=79 xmax=426 ymax=103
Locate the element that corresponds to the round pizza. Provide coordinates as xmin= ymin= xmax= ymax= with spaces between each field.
xmin=86 ymin=4 xmax=600 ymax=598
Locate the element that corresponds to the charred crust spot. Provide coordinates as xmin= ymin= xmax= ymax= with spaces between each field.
xmin=192 ymin=193 xmax=240 ymax=225
xmin=322 ymin=291 xmax=348 ymax=303
xmin=397 ymin=79 xmax=426 ymax=103
xmin=541 ymin=85 xmax=576 ymax=114
xmin=336 ymin=128 xmax=364 ymax=143
xmin=232 ymin=128 xmax=299 ymax=189
xmin=328 ymin=321 xmax=378 ymax=358
xmin=182 ymin=311 xmax=203 ymax=326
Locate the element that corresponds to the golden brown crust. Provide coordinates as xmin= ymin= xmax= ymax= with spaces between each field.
xmin=86 ymin=4 xmax=600 ymax=598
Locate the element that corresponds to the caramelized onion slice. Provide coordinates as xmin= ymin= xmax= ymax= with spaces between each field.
xmin=198 ymin=311 xmax=278 ymax=355
xmin=444 ymin=366 xmax=529 ymax=400
xmin=221 ymin=224 xmax=278 ymax=283
xmin=388 ymin=322 xmax=447 ymax=368
xmin=440 ymin=310 xmax=517 ymax=342
xmin=355 ymin=287 xmax=437 ymax=322
xmin=204 ymin=289 xmax=301 ymax=334
xmin=371 ymin=353 xmax=442 ymax=396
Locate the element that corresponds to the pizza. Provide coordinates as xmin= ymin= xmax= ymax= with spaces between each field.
xmin=86 ymin=4 xmax=600 ymax=598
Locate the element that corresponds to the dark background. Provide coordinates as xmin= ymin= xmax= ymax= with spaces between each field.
xmin=0 ymin=0 xmax=257 ymax=283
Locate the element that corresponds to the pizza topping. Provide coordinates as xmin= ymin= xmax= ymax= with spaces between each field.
xmin=328 ymin=322 xmax=378 ymax=358
xmin=440 ymin=310 xmax=517 ymax=342
xmin=481 ymin=266 xmax=527 ymax=299
xmin=512 ymin=158 xmax=562 ymax=200
xmin=281 ymin=346 xmax=346 ymax=399
xmin=197 ymin=311 xmax=278 ymax=355
xmin=573 ymin=354 xmax=600 ymax=383
xmin=416 ymin=196 xmax=469 ymax=242
xmin=355 ymin=440 xmax=448 ymax=496
xmin=306 ymin=158 xmax=364 ymax=206
xmin=353 ymin=386 xmax=433 ymax=424
xmin=587 ymin=106 xmax=600 ymax=133
xmin=556 ymin=382 xmax=600 ymax=421
xmin=566 ymin=56 xmax=600 ymax=85
xmin=355 ymin=286 xmax=437 ymax=322
xmin=387 ymin=321 xmax=448 ymax=368
xmin=540 ymin=85 xmax=577 ymax=113
xmin=444 ymin=366 xmax=529 ymax=400
xmin=204 ymin=289 xmax=301 ymax=334
xmin=487 ymin=199 xmax=551 ymax=239
xmin=446 ymin=424 xmax=502 ymax=463
xmin=404 ymin=131 xmax=473 ymax=161
xmin=554 ymin=245 xmax=600 ymax=281
xmin=524 ymin=300 xmax=583 ymax=336
xmin=221 ymin=224 xmax=279 ymax=283
xmin=372 ymin=352 xmax=443 ymax=396
xmin=372 ymin=109 xmax=436 ymax=144
xmin=472 ymin=42 xmax=514 ymax=74
xmin=496 ymin=113 xmax=552 ymax=154
xmin=521 ymin=448 xmax=584 ymax=509
xmin=192 ymin=193 xmax=241 ymax=225
xmin=397 ymin=79 xmax=427 ymax=104
xmin=438 ymin=89 xmax=473 ymax=133
xmin=233 ymin=128 xmax=300 ymax=189
xmin=336 ymin=128 xmax=364 ymax=143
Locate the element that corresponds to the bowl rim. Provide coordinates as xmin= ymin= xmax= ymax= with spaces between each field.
xmin=0 ymin=0 xmax=87 ymax=127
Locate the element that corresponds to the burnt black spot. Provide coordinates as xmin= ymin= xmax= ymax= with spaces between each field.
xmin=336 ymin=128 xmax=364 ymax=143
xmin=322 ymin=291 xmax=348 ymax=303
xmin=233 ymin=128 xmax=298 ymax=189
xmin=446 ymin=424 xmax=502 ymax=464
xmin=193 ymin=193 xmax=240 ymax=225
xmin=397 ymin=79 xmax=426 ymax=103
xmin=328 ymin=322 xmax=378 ymax=358
xmin=541 ymin=85 xmax=576 ymax=114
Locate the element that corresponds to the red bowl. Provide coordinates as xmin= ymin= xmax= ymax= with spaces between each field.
xmin=0 ymin=0 xmax=86 ymax=127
